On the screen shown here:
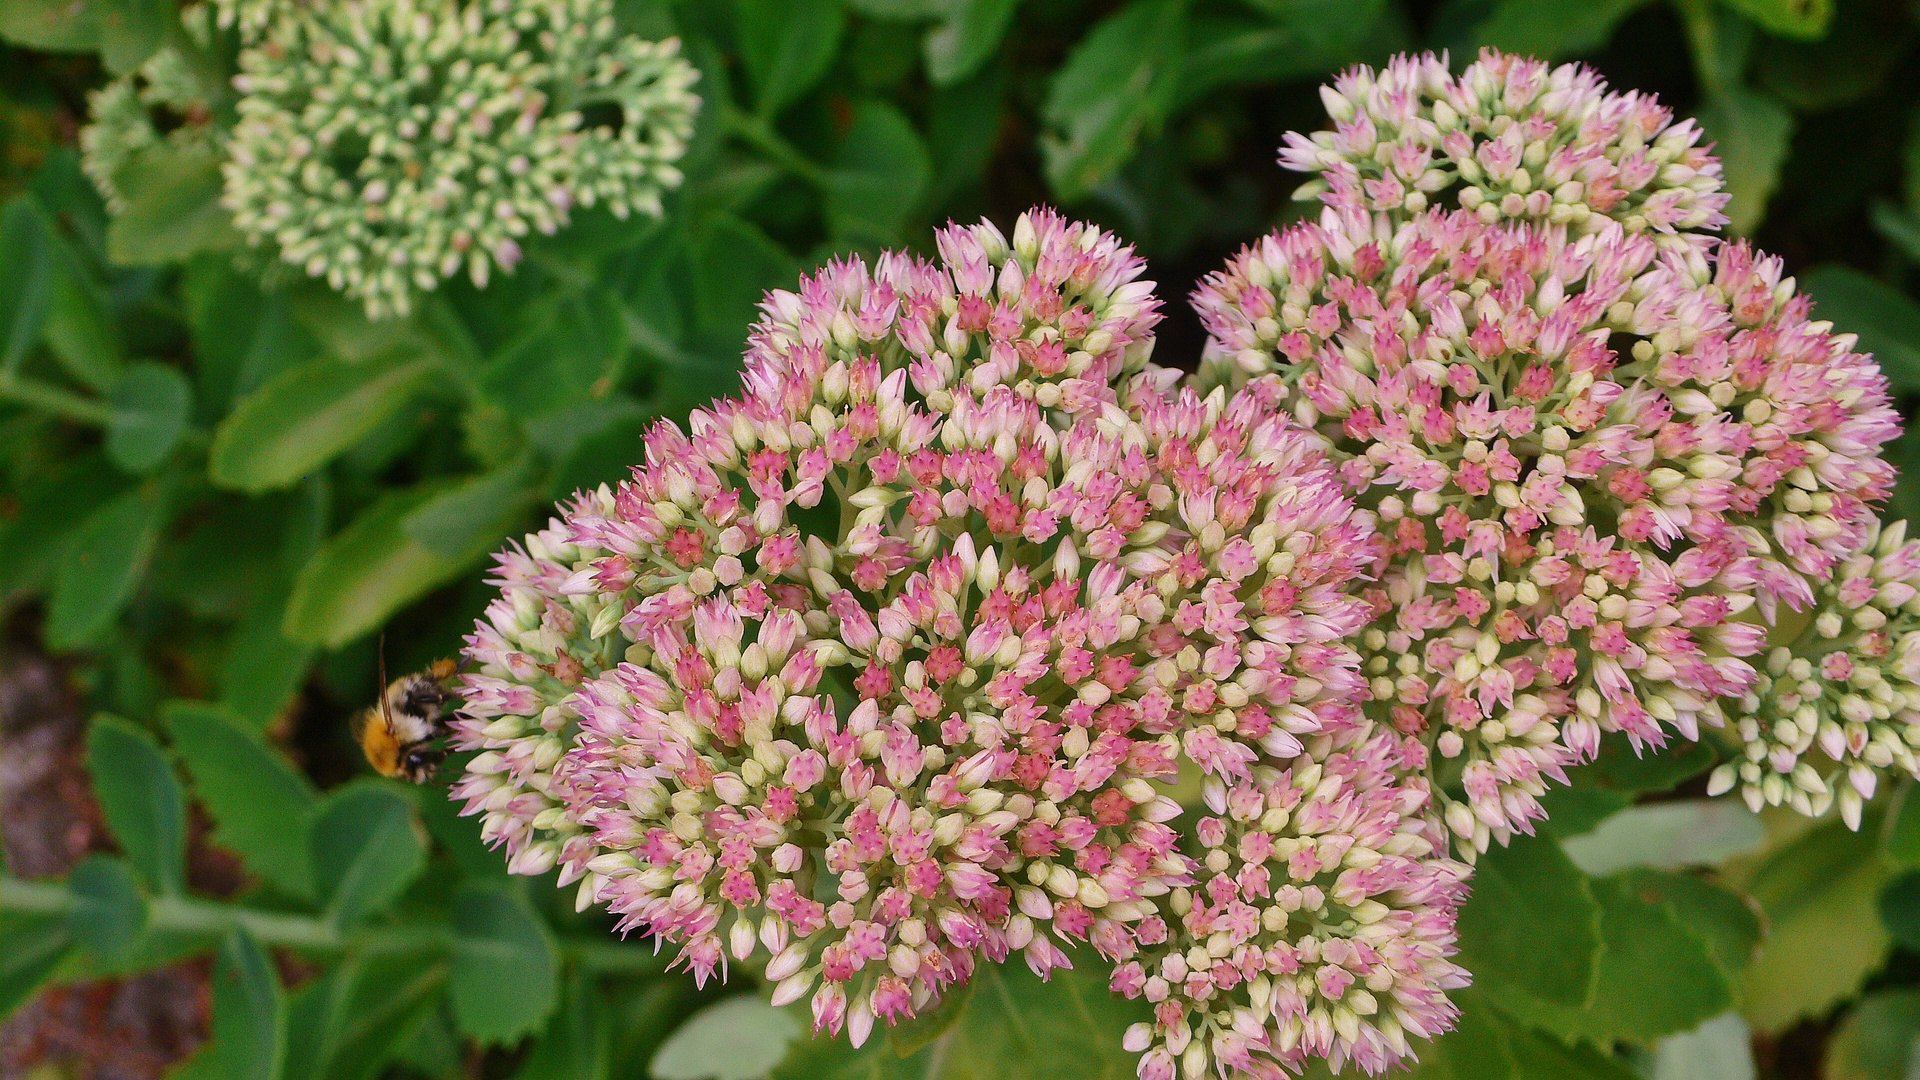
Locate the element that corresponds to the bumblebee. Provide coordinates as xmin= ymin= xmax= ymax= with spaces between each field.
xmin=354 ymin=656 xmax=458 ymax=783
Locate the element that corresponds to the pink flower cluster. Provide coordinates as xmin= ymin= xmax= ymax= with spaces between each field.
xmin=1192 ymin=205 xmax=1897 ymax=849
xmin=1282 ymin=50 xmax=1729 ymax=244
xmin=1114 ymin=719 xmax=1469 ymax=1078
xmin=1711 ymin=519 xmax=1920 ymax=829
xmin=454 ymin=207 xmax=1469 ymax=1074
xmin=448 ymin=49 xmax=1917 ymax=1080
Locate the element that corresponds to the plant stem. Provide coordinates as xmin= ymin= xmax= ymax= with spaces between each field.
xmin=2 ymin=875 xmax=669 ymax=975
xmin=722 ymin=103 xmax=829 ymax=188
xmin=0 ymin=374 xmax=114 ymax=426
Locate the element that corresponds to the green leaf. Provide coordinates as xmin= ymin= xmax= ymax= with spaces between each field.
xmin=402 ymin=459 xmax=540 ymax=559
xmin=210 ymin=353 xmax=438 ymax=494
xmin=0 ymin=912 xmax=73 ymax=1018
xmin=514 ymin=969 xmax=610 ymax=1080
xmin=163 ymin=700 xmax=319 ymax=899
xmin=771 ymin=960 xmax=1147 ymax=1080
xmin=106 ymin=141 xmax=239 ymax=265
xmin=1735 ymin=816 xmax=1892 ymax=1032
xmin=449 ymin=884 xmax=560 ymax=1044
xmin=733 ymin=0 xmax=845 ymax=118
xmin=45 ymin=483 xmax=168 ymax=649
xmin=1471 ymin=0 xmax=1650 ymax=59
xmin=106 ymin=361 xmax=192 ymax=474
xmin=887 ymin=978 xmax=972 ymax=1058
xmin=0 ymin=0 xmax=99 ymax=48
xmin=85 ymin=714 xmax=186 ymax=894
xmin=1542 ymin=732 xmax=1718 ymax=837
xmin=1719 ymin=0 xmax=1832 ymax=39
xmin=822 ymin=101 xmax=933 ymax=245
xmin=282 ymin=950 xmax=449 ymax=1080
xmin=1693 ymin=88 xmax=1794 ymax=235
xmin=1559 ymin=800 xmax=1766 ymax=877
xmin=842 ymin=0 xmax=948 ymax=16
xmin=1039 ymin=0 xmax=1186 ymax=201
xmin=40 ymin=225 xmax=125 ymax=393
xmin=1498 ymin=874 xmax=1734 ymax=1045
xmin=175 ymin=930 xmax=288 ymax=1080
xmin=284 ymin=481 xmax=484 ymax=648
xmin=1651 ymin=1013 xmax=1756 ymax=1080
xmin=1398 ymin=991 xmax=1516 ymax=1080
xmin=1886 ymin=779 xmax=1920 ymax=868
xmin=218 ymin=581 xmax=319 ymax=728
xmin=924 ymin=0 xmax=1018 ymax=87
xmin=1879 ymin=869 xmax=1920 ymax=950
xmin=1800 ymin=265 xmax=1920 ymax=391
xmin=1610 ymin=868 xmax=1763 ymax=980
xmin=926 ymin=64 xmax=1007 ymax=207
xmin=309 ymin=781 xmax=426 ymax=927
xmin=1753 ymin=0 xmax=1912 ymax=112
xmin=0 ymin=452 xmax=131 ymax=605
xmin=1502 ymin=1020 xmax=1641 ymax=1079
xmin=65 ymin=855 xmax=149 ymax=966
xmin=0 ymin=197 xmax=53 ymax=372
xmin=1872 ymin=202 xmax=1920 ymax=266
xmin=1454 ymin=834 xmax=1602 ymax=1009
xmin=691 ymin=214 xmax=799 ymax=356
xmin=1824 ymin=989 xmax=1920 ymax=1080
xmin=652 ymin=995 xmax=799 ymax=1080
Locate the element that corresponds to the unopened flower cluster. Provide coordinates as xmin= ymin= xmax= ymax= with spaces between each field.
xmin=1282 ymin=50 xmax=1729 ymax=244
xmin=1710 ymin=519 xmax=1920 ymax=829
xmin=224 ymin=0 xmax=698 ymax=317
xmin=1196 ymin=56 xmax=1899 ymax=851
xmin=453 ymin=208 xmax=1470 ymax=1074
xmin=80 ymin=6 xmax=221 ymax=213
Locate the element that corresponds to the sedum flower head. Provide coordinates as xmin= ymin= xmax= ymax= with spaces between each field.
xmin=452 ymin=209 xmax=1405 ymax=1055
xmin=1710 ymin=520 xmax=1920 ymax=830
xmin=223 ymin=0 xmax=698 ymax=318
xmin=1113 ymin=720 xmax=1468 ymax=1079
xmin=1191 ymin=206 xmax=1899 ymax=850
xmin=213 ymin=0 xmax=307 ymax=44
xmin=1282 ymin=50 xmax=1729 ymax=245
xmin=81 ymin=8 xmax=220 ymax=213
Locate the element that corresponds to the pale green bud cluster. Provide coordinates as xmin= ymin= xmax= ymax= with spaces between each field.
xmin=80 ymin=6 xmax=221 ymax=213
xmin=223 ymin=0 xmax=698 ymax=317
xmin=1711 ymin=520 xmax=1920 ymax=829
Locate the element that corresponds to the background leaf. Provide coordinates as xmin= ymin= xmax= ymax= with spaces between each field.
xmin=1453 ymin=834 xmax=1602 ymax=1009
xmin=822 ymin=101 xmax=933 ymax=245
xmin=173 ymin=930 xmax=288 ymax=1080
xmin=924 ymin=0 xmax=1018 ymax=86
xmin=106 ymin=361 xmax=192 ymax=473
xmin=733 ymin=0 xmax=845 ymax=118
xmin=1040 ymin=0 xmax=1186 ymax=201
xmin=210 ymin=353 xmax=438 ymax=494
xmin=1694 ymin=87 xmax=1795 ymax=236
xmin=1734 ymin=818 xmax=1893 ymax=1032
xmin=309 ymin=781 xmax=427 ymax=927
xmin=1802 ymin=264 xmax=1920 ymax=390
xmin=65 ymin=854 xmax=149 ymax=967
xmin=285 ymin=482 xmax=489 ymax=648
xmin=163 ymin=700 xmax=320 ymax=899
xmin=46 ymin=483 xmax=168 ymax=649
xmin=85 ymin=714 xmax=187 ymax=894
xmin=449 ymin=884 xmax=560 ymax=1044
xmin=652 ymin=996 xmax=799 ymax=1080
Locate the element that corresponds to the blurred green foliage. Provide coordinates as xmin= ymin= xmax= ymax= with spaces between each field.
xmin=4 ymin=0 xmax=1920 ymax=1076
